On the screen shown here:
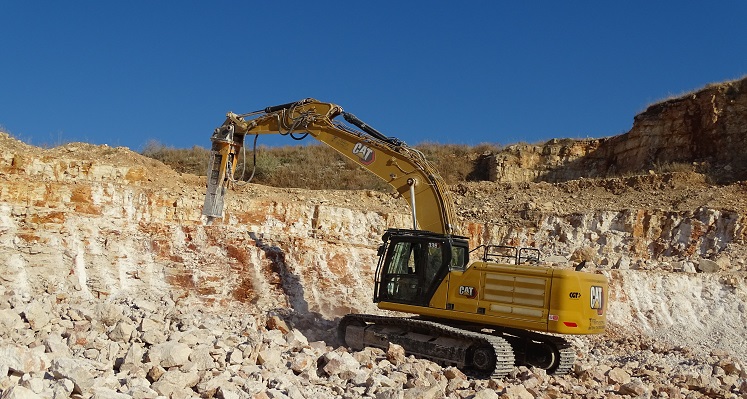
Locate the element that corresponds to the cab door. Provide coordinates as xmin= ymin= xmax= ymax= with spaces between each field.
xmin=376 ymin=238 xmax=448 ymax=307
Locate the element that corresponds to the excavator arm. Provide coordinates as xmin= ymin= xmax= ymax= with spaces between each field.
xmin=202 ymin=98 xmax=457 ymax=235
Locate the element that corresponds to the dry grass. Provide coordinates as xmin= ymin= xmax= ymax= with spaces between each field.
xmin=414 ymin=142 xmax=502 ymax=183
xmin=142 ymin=141 xmax=502 ymax=190
xmin=643 ymin=74 xmax=747 ymax=112
xmin=142 ymin=140 xmax=211 ymax=175
xmin=238 ymin=144 xmax=389 ymax=190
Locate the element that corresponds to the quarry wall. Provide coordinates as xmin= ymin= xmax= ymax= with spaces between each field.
xmin=1 ymin=79 xmax=747 ymax=361
xmin=489 ymin=77 xmax=747 ymax=183
xmin=1 ymin=135 xmax=746 ymax=361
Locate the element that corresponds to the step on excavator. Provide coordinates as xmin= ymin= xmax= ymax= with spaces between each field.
xmin=202 ymin=98 xmax=608 ymax=378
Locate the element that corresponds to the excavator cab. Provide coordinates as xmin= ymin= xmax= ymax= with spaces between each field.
xmin=374 ymin=229 xmax=469 ymax=306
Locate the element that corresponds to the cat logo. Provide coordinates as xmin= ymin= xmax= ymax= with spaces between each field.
xmin=352 ymin=142 xmax=375 ymax=165
xmin=590 ymin=286 xmax=604 ymax=314
xmin=459 ymin=286 xmax=477 ymax=299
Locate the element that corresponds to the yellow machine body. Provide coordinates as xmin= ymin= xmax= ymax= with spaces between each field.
xmin=379 ymin=262 xmax=608 ymax=335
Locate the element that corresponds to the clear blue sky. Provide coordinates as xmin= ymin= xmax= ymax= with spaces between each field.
xmin=2 ymin=1 xmax=746 ymax=151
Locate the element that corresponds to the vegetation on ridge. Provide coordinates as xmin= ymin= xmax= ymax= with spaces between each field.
xmin=141 ymin=140 xmax=502 ymax=190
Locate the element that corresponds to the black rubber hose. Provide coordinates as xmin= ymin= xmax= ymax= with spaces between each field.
xmin=264 ymin=101 xmax=298 ymax=113
xmin=342 ymin=112 xmax=391 ymax=142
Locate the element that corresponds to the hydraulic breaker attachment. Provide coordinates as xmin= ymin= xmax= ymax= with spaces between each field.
xmin=202 ymin=125 xmax=241 ymax=224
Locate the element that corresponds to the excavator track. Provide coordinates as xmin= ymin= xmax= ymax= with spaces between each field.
xmin=537 ymin=333 xmax=575 ymax=375
xmin=540 ymin=334 xmax=575 ymax=375
xmin=463 ymin=326 xmax=576 ymax=375
xmin=555 ymin=346 xmax=576 ymax=375
xmin=338 ymin=314 xmax=515 ymax=378
xmin=519 ymin=333 xmax=575 ymax=375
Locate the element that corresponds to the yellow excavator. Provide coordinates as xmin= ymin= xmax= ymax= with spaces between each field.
xmin=202 ymin=98 xmax=608 ymax=378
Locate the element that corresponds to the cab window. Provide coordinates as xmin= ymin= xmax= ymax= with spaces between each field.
xmin=389 ymin=242 xmax=417 ymax=274
xmin=450 ymin=245 xmax=467 ymax=271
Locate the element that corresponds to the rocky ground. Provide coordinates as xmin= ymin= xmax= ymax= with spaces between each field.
xmin=1 ymin=288 xmax=745 ymax=399
xmin=1 ymin=122 xmax=747 ymax=398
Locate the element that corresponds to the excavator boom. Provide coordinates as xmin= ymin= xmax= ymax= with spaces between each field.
xmin=202 ymin=98 xmax=455 ymax=235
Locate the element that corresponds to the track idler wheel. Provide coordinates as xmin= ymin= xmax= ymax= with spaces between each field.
xmin=525 ymin=341 xmax=557 ymax=370
xmin=470 ymin=345 xmax=497 ymax=372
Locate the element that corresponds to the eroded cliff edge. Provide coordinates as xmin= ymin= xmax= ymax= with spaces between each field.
xmin=488 ymin=77 xmax=747 ymax=184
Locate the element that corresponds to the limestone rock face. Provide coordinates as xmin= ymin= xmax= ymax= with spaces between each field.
xmin=2 ymin=133 xmax=744 ymax=327
xmin=0 ymin=136 xmax=407 ymax=319
xmin=487 ymin=77 xmax=747 ymax=183
xmin=489 ymin=139 xmax=604 ymax=183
